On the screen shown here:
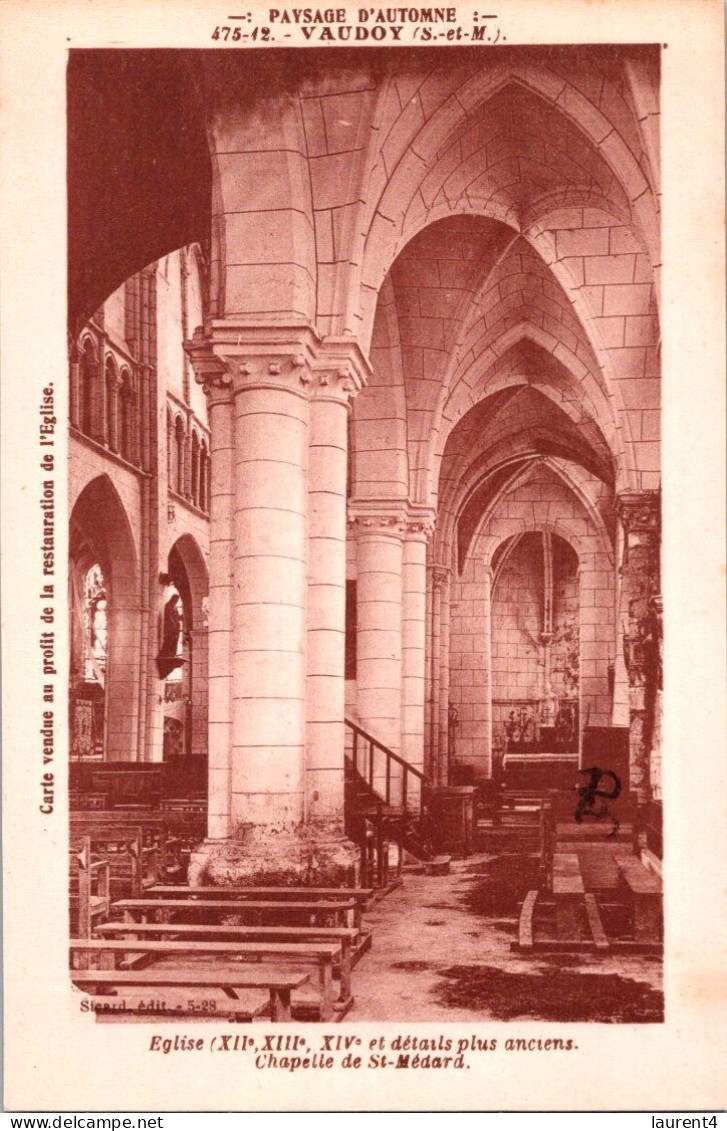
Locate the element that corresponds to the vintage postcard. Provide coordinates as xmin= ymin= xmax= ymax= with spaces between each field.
xmin=1 ymin=0 xmax=725 ymax=1113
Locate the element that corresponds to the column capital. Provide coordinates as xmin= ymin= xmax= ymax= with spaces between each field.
xmin=616 ymin=489 xmax=661 ymax=536
xmin=310 ymin=336 xmax=371 ymax=407
xmin=347 ymin=499 xmax=436 ymax=539
xmin=348 ymin=498 xmax=409 ymax=537
xmin=185 ymin=323 xmax=370 ymax=405
xmin=404 ymin=505 xmax=437 ymax=541
xmin=430 ymin=564 xmax=451 ymax=591
xmin=184 ymin=326 xmax=233 ymax=401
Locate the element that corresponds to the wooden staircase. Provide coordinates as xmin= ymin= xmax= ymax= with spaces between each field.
xmin=344 ymin=719 xmax=435 ymax=889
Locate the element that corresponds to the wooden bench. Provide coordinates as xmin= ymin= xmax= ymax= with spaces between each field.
xmin=71 ymin=938 xmax=341 ymax=1020
xmin=146 ymin=886 xmax=373 ymax=930
xmin=71 ymin=965 xmax=309 ymax=1022
xmin=616 ymin=854 xmax=662 ymax=942
xmin=95 ymin=922 xmax=359 ymax=1001
xmin=113 ymin=897 xmax=358 ymax=930
xmin=552 ymin=852 xmax=584 ymax=938
xmin=70 ymin=837 xmax=111 ymax=937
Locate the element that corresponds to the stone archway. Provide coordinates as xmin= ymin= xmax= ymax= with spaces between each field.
xmin=165 ymin=535 xmax=210 ymax=763
xmin=69 ymin=474 xmax=140 ymax=762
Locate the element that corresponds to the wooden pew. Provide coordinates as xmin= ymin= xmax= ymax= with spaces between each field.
xmin=95 ymin=922 xmax=359 ymax=1002
xmin=113 ymin=897 xmax=358 ymax=930
xmin=157 ymin=803 xmax=206 ymax=872
xmin=71 ymin=938 xmax=341 ymax=1021
xmin=70 ymin=822 xmax=158 ymax=900
xmin=70 ymin=812 xmax=184 ymax=885
xmin=71 ymin=965 xmax=309 ymax=1022
xmin=70 ymin=837 xmax=111 ymax=938
xmin=616 ymin=854 xmax=662 ymax=942
xmin=70 ymin=809 xmax=168 ymax=832
xmin=552 ymin=852 xmax=584 ymax=939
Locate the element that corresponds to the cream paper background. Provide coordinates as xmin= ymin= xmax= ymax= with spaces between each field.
xmin=1 ymin=0 xmax=725 ymax=1112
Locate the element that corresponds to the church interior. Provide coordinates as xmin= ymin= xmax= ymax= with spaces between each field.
xmin=68 ymin=45 xmax=664 ymax=1022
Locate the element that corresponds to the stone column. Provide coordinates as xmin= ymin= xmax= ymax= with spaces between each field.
xmin=437 ymin=568 xmax=452 ymax=786
xmin=187 ymin=324 xmax=367 ymax=885
xmin=423 ymin=567 xmax=433 ymax=771
xmin=229 ymin=344 xmax=310 ymax=874
xmin=305 ymin=340 xmax=368 ymax=873
xmin=183 ymin=336 xmax=233 ymax=844
xmin=616 ymin=490 xmax=661 ymax=803
xmin=428 ymin=565 xmax=448 ymax=784
xmin=481 ymin=566 xmax=494 ymax=777
xmin=350 ymin=501 xmax=407 ymax=799
xmin=401 ymin=514 xmax=434 ymax=803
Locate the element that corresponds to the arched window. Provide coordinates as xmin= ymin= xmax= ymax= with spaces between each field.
xmin=190 ymin=432 xmax=200 ymax=507
xmin=106 ymin=357 xmax=120 ymax=452
xmin=79 ymin=340 xmax=97 ymax=437
xmin=82 ymin=563 xmax=107 ymax=683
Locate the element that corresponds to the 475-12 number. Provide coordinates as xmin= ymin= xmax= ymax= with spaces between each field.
xmin=211 ymin=25 xmax=271 ymax=40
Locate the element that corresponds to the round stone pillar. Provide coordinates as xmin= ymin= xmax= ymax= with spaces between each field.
xmin=350 ymin=503 xmax=407 ymax=802
xmin=186 ymin=325 xmax=368 ymax=885
xmin=428 ymin=565 xmax=448 ymax=783
xmin=437 ymin=567 xmax=452 ymax=785
xmin=183 ymin=335 xmax=234 ymax=844
xmin=205 ymin=386 xmax=234 ymax=839
xmin=401 ymin=515 xmax=434 ymax=793
xmin=231 ymin=368 xmax=309 ymax=836
xmin=305 ymin=343 xmax=368 ymax=854
xmin=481 ymin=566 xmax=494 ymax=777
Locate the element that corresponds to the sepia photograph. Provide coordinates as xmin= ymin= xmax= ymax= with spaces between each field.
xmin=66 ymin=42 xmax=664 ymax=1026
xmin=2 ymin=0 xmax=725 ymax=1114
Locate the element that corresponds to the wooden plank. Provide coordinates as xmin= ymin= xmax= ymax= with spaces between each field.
xmin=95 ymin=922 xmax=357 ymax=940
xmin=616 ymin=855 xmax=662 ymax=893
xmin=552 ymin=853 xmax=585 ymax=895
xmin=518 ymin=890 xmax=538 ymax=951
xmin=553 ymin=854 xmax=583 ymax=938
xmin=147 ymin=886 xmax=373 ymax=901
xmin=113 ymin=898 xmax=356 ymax=912
xmin=584 ymin=893 xmax=610 ymax=951
xmin=509 ymin=939 xmax=662 ymax=955
xmin=71 ymin=939 xmax=339 ymax=959
xmin=72 ymin=965 xmax=309 ymax=990
xmin=616 ymin=855 xmax=662 ymax=942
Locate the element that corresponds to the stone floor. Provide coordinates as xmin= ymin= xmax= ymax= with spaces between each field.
xmin=350 ymin=854 xmax=663 ymax=1023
